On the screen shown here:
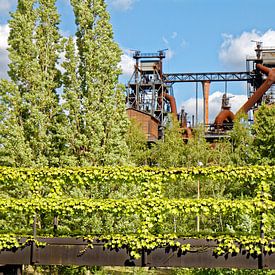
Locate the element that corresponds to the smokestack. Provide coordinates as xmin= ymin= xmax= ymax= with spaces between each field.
xmin=202 ymin=81 xmax=210 ymax=125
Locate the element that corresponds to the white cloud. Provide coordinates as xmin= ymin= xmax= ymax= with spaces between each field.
xmin=119 ymin=51 xmax=135 ymax=76
xmin=180 ymin=39 xmax=187 ymax=48
xmin=110 ymin=0 xmax=136 ymax=11
xmin=161 ymin=35 xmax=173 ymax=60
xmin=166 ymin=49 xmax=174 ymax=60
xmin=0 ymin=0 xmax=16 ymax=14
xmin=0 ymin=0 xmax=10 ymax=11
xmin=171 ymin=32 xmax=177 ymax=39
xmin=164 ymin=32 xmax=178 ymax=43
xmin=162 ymin=36 xmax=169 ymax=45
xmin=0 ymin=24 xmax=9 ymax=50
xmin=0 ymin=24 xmax=10 ymax=79
xmin=219 ymin=29 xmax=275 ymax=70
xmin=180 ymin=91 xmax=247 ymax=123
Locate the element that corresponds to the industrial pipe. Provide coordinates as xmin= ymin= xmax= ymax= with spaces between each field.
xmin=214 ymin=109 xmax=235 ymax=127
xmin=180 ymin=110 xmax=192 ymax=138
xmin=215 ymin=64 xmax=275 ymax=127
xmin=202 ymin=81 xmax=210 ymax=125
xmin=163 ymin=93 xmax=177 ymax=117
xmin=163 ymin=93 xmax=192 ymax=138
xmin=236 ymin=64 xmax=275 ymax=115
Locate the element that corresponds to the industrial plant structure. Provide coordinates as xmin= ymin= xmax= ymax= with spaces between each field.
xmin=125 ymin=43 xmax=275 ymax=141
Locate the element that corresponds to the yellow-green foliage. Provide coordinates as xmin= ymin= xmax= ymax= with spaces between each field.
xmin=0 ymin=165 xmax=274 ymax=258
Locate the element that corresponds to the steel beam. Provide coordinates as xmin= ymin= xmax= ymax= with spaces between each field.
xmin=163 ymin=72 xmax=255 ymax=83
xmin=0 ymin=238 xmax=274 ymax=269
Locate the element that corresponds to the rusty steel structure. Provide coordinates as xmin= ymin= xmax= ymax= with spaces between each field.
xmin=214 ymin=93 xmax=235 ymax=129
xmin=238 ymin=64 xmax=275 ymax=114
xmin=126 ymin=44 xmax=275 ymax=140
xmin=214 ymin=51 xmax=275 ymax=130
xmin=163 ymin=71 xmax=254 ymax=83
xmin=1 ymin=238 xmax=275 ymax=272
xmin=126 ymin=50 xmax=176 ymax=141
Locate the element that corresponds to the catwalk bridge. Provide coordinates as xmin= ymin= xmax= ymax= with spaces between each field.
xmin=163 ymin=71 xmax=255 ymax=83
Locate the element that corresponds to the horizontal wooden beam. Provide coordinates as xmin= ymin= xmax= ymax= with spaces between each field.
xmin=0 ymin=238 xmax=274 ymax=269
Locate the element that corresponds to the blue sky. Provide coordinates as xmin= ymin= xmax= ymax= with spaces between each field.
xmin=1 ymin=0 xmax=275 ymax=121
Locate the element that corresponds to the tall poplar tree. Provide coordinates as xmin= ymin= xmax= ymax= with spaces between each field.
xmin=0 ymin=0 xmax=63 ymax=167
xmin=0 ymin=0 xmax=37 ymax=167
xmin=61 ymin=36 xmax=84 ymax=166
xmin=0 ymin=81 xmax=34 ymax=166
xmin=24 ymin=0 xmax=63 ymax=166
xmin=62 ymin=0 xmax=129 ymax=166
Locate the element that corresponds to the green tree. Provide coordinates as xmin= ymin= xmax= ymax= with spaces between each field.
xmin=60 ymin=36 xmax=83 ymax=166
xmin=0 ymin=0 xmax=63 ymax=167
xmin=184 ymin=125 xmax=211 ymax=167
xmin=150 ymin=120 xmax=233 ymax=168
xmin=63 ymin=0 xmax=129 ymax=166
xmin=207 ymin=140 xmax=232 ymax=166
xmin=151 ymin=116 xmax=186 ymax=167
xmin=125 ymin=119 xmax=150 ymax=166
xmin=7 ymin=0 xmax=38 ymax=85
xmin=229 ymin=113 xmax=253 ymax=165
xmin=26 ymin=0 xmax=63 ymax=166
xmin=0 ymin=0 xmax=37 ymax=167
xmin=184 ymin=125 xmax=235 ymax=167
xmin=252 ymin=104 xmax=275 ymax=165
xmin=0 ymin=81 xmax=34 ymax=166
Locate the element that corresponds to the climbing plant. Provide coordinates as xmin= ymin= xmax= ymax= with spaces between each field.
xmin=0 ymin=165 xmax=274 ymax=259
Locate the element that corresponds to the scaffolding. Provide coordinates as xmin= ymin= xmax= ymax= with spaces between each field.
xmin=126 ymin=51 xmax=174 ymax=139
